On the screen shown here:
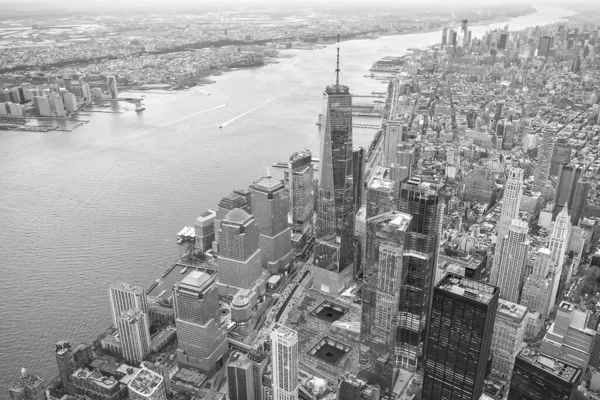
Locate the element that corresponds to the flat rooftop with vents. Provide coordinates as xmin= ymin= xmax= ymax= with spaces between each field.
xmin=437 ymin=273 xmax=498 ymax=304
xmin=517 ymin=348 xmax=581 ymax=384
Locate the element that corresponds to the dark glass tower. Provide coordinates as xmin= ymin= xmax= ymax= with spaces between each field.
xmin=360 ymin=211 xmax=412 ymax=392
xmin=313 ymin=32 xmax=356 ymax=296
xmin=423 ymin=274 xmax=499 ymax=400
xmin=508 ymin=348 xmax=582 ymax=400
xmin=396 ymin=180 xmax=443 ymax=370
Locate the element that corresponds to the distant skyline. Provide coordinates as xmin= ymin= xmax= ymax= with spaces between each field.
xmin=0 ymin=0 xmax=594 ymax=14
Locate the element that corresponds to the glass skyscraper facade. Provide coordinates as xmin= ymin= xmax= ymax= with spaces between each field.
xmin=423 ymin=274 xmax=499 ymax=400
xmin=313 ymin=83 xmax=356 ymax=296
xmin=396 ymin=180 xmax=443 ymax=370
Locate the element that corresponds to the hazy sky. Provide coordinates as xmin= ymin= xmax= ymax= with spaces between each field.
xmin=0 ymin=0 xmax=596 ymax=15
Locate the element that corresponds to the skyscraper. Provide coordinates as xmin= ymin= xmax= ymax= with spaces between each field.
xmin=195 ymin=209 xmax=217 ymax=252
xmin=571 ymin=178 xmax=589 ymax=225
xmin=352 ymin=147 xmax=365 ymax=213
xmin=423 ymin=274 xmax=499 ymax=400
xmin=508 ymin=348 xmax=582 ymax=400
xmin=213 ymin=192 xmax=251 ymax=253
xmin=365 ymin=166 xmax=394 ymax=219
xmin=173 ymin=271 xmax=228 ymax=372
xmin=8 ymin=369 xmax=45 ymax=400
xmin=108 ymin=282 xmax=148 ymax=326
xmin=548 ymin=206 xmax=571 ymax=309
xmin=397 ymin=180 xmax=443 ymax=370
xmin=532 ymin=126 xmax=558 ymax=193
xmin=442 ymin=27 xmax=448 ymax=47
xmin=490 ymin=168 xmax=523 ymax=287
xmin=554 ymin=164 xmax=582 ymax=209
xmin=117 ymin=308 xmax=151 ymax=366
xmin=495 ymin=219 xmax=530 ymax=303
xmin=270 ymin=323 xmax=298 ymax=400
xmin=360 ymin=211 xmax=411 ymax=391
xmin=107 ymin=76 xmax=118 ymax=99
xmin=217 ymin=208 xmax=263 ymax=290
xmin=287 ymin=150 xmax=314 ymax=253
xmin=538 ymin=36 xmax=552 ymax=57
xmin=491 ymin=299 xmax=528 ymax=379
xmin=313 ymin=35 xmax=356 ymax=296
xmin=250 ymin=176 xmax=293 ymax=274
xmin=227 ymin=352 xmax=256 ymax=400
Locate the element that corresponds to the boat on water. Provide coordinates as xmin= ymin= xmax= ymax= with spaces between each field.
xmin=180 ymin=266 xmax=188 ymax=274
xmin=219 ymin=126 xmax=223 ymax=129
xmin=177 ymin=238 xmax=183 ymax=244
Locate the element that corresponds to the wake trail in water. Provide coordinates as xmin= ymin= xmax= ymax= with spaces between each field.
xmin=220 ymin=96 xmax=279 ymax=128
xmin=158 ymin=103 xmax=226 ymax=128
xmin=196 ymin=88 xmax=211 ymax=96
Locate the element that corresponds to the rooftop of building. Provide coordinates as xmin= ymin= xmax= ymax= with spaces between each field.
xmin=196 ymin=209 xmax=216 ymax=222
xmin=180 ymin=270 xmax=212 ymax=289
xmin=147 ymin=263 xmax=216 ymax=301
xmin=437 ymin=273 xmax=497 ymax=304
xmin=517 ymin=348 xmax=581 ymax=384
xmin=224 ymin=207 xmax=251 ymax=223
xmin=271 ymin=322 xmax=297 ymax=340
xmin=251 ymin=175 xmax=284 ymax=192
xmin=497 ymin=299 xmax=528 ymax=322
xmin=109 ymin=282 xmax=145 ymax=293
xmin=72 ymin=368 xmax=119 ymax=390
xmin=118 ymin=308 xmax=145 ymax=322
xmin=368 ymin=177 xmax=394 ymax=191
xmin=128 ymin=368 xmax=163 ymax=397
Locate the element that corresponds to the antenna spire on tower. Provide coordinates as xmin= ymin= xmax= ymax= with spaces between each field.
xmin=336 ymin=25 xmax=340 ymax=87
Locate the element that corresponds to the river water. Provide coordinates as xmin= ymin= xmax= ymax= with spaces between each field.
xmin=0 ymin=6 xmax=572 ymax=392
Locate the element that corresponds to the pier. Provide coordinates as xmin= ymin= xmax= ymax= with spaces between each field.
xmin=353 ymin=124 xmax=380 ymax=129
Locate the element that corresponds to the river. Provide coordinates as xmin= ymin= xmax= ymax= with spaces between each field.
xmin=0 ymin=5 xmax=573 ymax=392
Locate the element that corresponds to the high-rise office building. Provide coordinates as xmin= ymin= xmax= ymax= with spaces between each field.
xmin=550 ymin=139 xmax=572 ymax=176
xmin=491 ymin=299 xmax=528 ymax=379
xmin=520 ymin=248 xmax=553 ymax=319
xmin=495 ymin=219 xmax=530 ymax=303
xmin=8 ymin=369 xmax=45 ymax=400
xmin=107 ymin=76 xmax=118 ymax=99
xmin=461 ymin=19 xmax=469 ymax=46
xmin=366 ymin=166 xmax=394 ymax=219
xmin=508 ymin=348 xmax=582 ymax=400
xmin=442 ymin=27 xmax=448 ymax=47
xmin=571 ymin=178 xmax=589 ymax=226
xmin=227 ymin=352 xmax=256 ymax=400
xmin=117 ymin=308 xmax=151 ymax=366
xmin=383 ymin=122 xmax=407 ymax=166
xmin=270 ymin=323 xmax=298 ymax=400
xmin=352 ymin=147 xmax=365 ymax=213
xmin=554 ymin=164 xmax=582 ymax=209
xmin=33 ymin=96 xmax=52 ymax=117
xmin=360 ymin=211 xmax=411 ymax=391
xmin=173 ymin=271 xmax=228 ymax=372
xmin=397 ymin=180 xmax=443 ymax=370
xmin=250 ymin=176 xmax=293 ymax=274
xmin=128 ymin=367 xmax=167 ymax=400
xmin=548 ymin=206 xmax=571 ymax=310
xmin=490 ymin=168 xmax=523 ymax=287
xmin=217 ymin=208 xmax=263 ymax=290
xmin=51 ymin=93 xmax=66 ymax=117
xmin=287 ymin=150 xmax=314 ymax=253
xmin=213 ymin=192 xmax=251 ymax=253
xmin=533 ymin=126 xmax=559 ymax=193
xmin=541 ymin=301 xmax=598 ymax=369
xmin=538 ymin=36 xmax=552 ymax=57
xmin=195 ymin=209 xmax=216 ymax=251
xmin=313 ymin=41 xmax=356 ymax=296
xmin=423 ymin=274 xmax=499 ymax=400
xmin=108 ymin=282 xmax=148 ymax=326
